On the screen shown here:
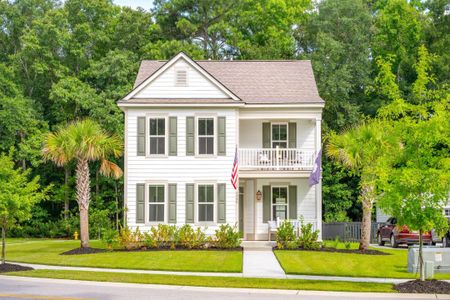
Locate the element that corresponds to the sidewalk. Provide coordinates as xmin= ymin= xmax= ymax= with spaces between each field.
xmin=12 ymin=261 xmax=432 ymax=284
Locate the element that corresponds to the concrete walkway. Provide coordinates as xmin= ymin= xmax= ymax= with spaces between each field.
xmin=242 ymin=241 xmax=286 ymax=278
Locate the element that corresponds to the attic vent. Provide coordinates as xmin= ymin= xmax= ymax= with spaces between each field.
xmin=175 ymin=70 xmax=187 ymax=86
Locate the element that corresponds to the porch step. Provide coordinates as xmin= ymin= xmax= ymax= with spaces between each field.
xmin=241 ymin=241 xmax=276 ymax=251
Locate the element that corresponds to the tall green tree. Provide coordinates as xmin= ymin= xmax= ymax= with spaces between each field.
xmin=0 ymin=152 xmax=47 ymax=264
xmin=327 ymin=120 xmax=400 ymax=250
xmin=43 ymin=119 xmax=123 ymax=248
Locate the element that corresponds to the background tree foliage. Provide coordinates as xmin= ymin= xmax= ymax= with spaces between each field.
xmin=0 ymin=0 xmax=448 ymax=236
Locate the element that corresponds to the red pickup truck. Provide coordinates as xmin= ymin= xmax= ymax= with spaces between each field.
xmin=377 ymin=217 xmax=433 ymax=248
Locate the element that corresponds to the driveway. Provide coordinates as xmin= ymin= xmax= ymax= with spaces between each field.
xmin=1 ymin=276 xmax=449 ymax=300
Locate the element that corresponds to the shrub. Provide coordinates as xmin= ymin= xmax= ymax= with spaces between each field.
xmin=214 ymin=224 xmax=240 ymax=249
xmin=298 ymin=221 xmax=320 ymax=250
xmin=344 ymin=241 xmax=352 ymax=250
xmin=330 ymin=236 xmax=340 ymax=249
xmin=276 ymin=220 xmax=296 ymax=249
xmin=178 ymin=224 xmax=207 ymax=249
xmin=101 ymin=228 xmax=118 ymax=250
xmin=149 ymin=224 xmax=178 ymax=249
xmin=118 ymin=227 xmax=143 ymax=250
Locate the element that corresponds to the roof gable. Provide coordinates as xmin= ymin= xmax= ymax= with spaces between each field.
xmin=123 ymin=52 xmax=240 ymax=101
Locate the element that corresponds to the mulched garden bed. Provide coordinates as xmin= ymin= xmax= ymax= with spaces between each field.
xmin=395 ymin=279 xmax=450 ymax=294
xmin=61 ymin=247 xmax=108 ymax=255
xmin=273 ymin=246 xmax=389 ymax=255
xmin=0 ymin=263 xmax=33 ymax=273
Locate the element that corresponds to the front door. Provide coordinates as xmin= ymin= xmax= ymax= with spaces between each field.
xmin=239 ymin=187 xmax=244 ymax=237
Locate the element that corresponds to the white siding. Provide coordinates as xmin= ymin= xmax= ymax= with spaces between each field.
xmin=126 ymin=108 xmax=238 ymax=234
xmin=134 ymin=59 xmax=229 ymax=99
xmin=239 ymin=119 xmax=315 ymax=149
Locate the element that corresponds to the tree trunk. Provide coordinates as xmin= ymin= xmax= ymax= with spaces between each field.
xmin=76 ymin=158 xmax=91 ymax=248
xmin=419 ymin=229 xmax=425 ymax=281
xmin=1 ymin=226 xmax=6 ymax=264
xmin=64 ymin=166 xmax=70 ymax=220
xmin=359 ymin=184 xmax=374 ymax=251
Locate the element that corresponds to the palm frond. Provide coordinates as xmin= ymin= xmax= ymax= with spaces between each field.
xmin=99 ymin=159 xmax=123 ymax=179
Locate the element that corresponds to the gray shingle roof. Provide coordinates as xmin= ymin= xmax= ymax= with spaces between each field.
xmin=129 ymin=59 xmax=324 ymax=104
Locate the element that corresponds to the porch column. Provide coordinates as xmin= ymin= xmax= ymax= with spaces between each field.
xmin=315 ymin=117 xmax=322 ymax=240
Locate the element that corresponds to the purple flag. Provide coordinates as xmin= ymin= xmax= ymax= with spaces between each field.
xmin=309 ymin=149 xmax=322 ymax=186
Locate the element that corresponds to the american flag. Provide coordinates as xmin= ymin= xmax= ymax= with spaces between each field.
xmin=230 ymin=146 xmax=239 ymax=190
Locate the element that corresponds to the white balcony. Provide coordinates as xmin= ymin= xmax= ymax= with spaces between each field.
xmin=238 ymin=147 xmax=316 ymax=171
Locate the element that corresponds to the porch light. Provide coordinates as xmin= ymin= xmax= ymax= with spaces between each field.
xmin=256 ymin=190 xmax=262 ymax=201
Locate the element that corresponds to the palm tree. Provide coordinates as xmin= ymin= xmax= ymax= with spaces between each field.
xmin=326 ymin=120 xmax=399 ymax=251
xmin=43 ymin=119 xmax=123 ymax=248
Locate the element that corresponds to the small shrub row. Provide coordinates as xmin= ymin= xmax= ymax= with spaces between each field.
xmin=103 ymin=224 xmax=241 ymax=250
xmin=276 ymin=219 xmax=321 ymax=250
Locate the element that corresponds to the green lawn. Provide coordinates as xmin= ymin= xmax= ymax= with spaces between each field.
xmin=4 ymin=269 xmax=395 ymax=293
xmin=275 ymin=244 xmax=450 ymax=280
xmin=4 ymin=239 xmax=242 ymax=273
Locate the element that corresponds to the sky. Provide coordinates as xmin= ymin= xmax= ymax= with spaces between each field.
xmin=113 ymin=0 xmax=153 ymax=11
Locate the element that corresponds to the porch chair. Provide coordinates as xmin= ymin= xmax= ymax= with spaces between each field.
xmin=267 ymin=220 xmax=277 ymax=241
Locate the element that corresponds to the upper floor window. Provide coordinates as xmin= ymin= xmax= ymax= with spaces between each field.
xmin=272 ymin=186 xmax=288 ymax=220
xmin=272 ymin=123 xmax=287 ymax=148
xmin=149 ymin=185 xmax=165 ymax=222
xmin=198 ymin=184 xmax=214 ymax=222
xmin=149 ymin=118 xmax=166 ymax=155
xmin=198 ymin=118 xmax=214 ymax=155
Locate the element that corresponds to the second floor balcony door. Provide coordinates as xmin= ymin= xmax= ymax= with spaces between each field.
xmin=271 ymin=123 xmax=288 ymax=149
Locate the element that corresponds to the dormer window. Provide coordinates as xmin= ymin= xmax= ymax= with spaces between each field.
xmin=175 ymin=69 xmax=187 ymax=86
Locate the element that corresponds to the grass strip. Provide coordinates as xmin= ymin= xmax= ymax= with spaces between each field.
xmin=5 ymin=269 xmax=396 ymax=293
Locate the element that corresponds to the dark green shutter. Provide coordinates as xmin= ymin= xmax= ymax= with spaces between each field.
xmin=289 ymin=185 xmax=297 ymax=220
xmin=217 ymin=183 xmax=226 ymax=223
xmin=263 ymin=185 xmax=271 ymax=222
xmin=169 ymin=117 xmax=177 ymax=156
xmin=218 ymin=117 xmax=226 ymax=156
xmin=186 ymin=117 xmax=195 ymax=156
xmin=288 ymin=122 xmax=297 ymax=148
xmin=137 ymin=117 xmax=146 ymax=156
xmin=136 ymin=183 xmax=145 ymax=223
xmin=168 ymin=184 xmax=177 ymax=223
xmin=262 ymin=123 xmax=271 ymax=148
xmin=186 ymin=183 xmax=194 ymax=223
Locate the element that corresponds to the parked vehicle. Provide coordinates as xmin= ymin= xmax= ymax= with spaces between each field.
xmin=377 ymin=217 xmax=433 ymax=248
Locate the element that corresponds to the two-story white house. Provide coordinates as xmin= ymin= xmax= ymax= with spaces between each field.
xmin=118 ymin=52 xmax=324 ymax=241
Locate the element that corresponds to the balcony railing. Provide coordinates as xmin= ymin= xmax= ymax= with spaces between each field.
xmin=238 ymin=147 xmax=316 ymax=170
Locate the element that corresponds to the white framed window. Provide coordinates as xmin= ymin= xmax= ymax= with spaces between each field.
xmin=271 ymin=123 xmax=288 ymax=148
xmin=271 ymin=186 xmax=288 ymax=220
xmin=148 ymin=184 xmax=166 ymax=222
xmin=445 ymin=208 xmax=450 ymax=217
xmin=149 ymin=117 xmax=167 ymax=155
xmin=198 ymin=184 xmax=214 ymax=222
xmin=197 ymin=117 xmax=215 ymax=155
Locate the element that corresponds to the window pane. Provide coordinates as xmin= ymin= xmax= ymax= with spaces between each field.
xmin=150 ymin=137 xmax=157 ymax=154
xmin=199 ymin=204 xmax=214 ymax=222
xmin=279 ymin=125 xmax=287 ymax=140
xmin=157 ymin=119 xmax=165 ymax=135
xmin=149 ymin=204 xmax=164 ymax=222
xmin=199 ymin=137 xmax=206 ymax=154
xmin=198 ymin=119 xmax=206 ymax=135
xmin=272 ymin=125 xmax=279 ymax=140
xmin=150 ymin=119 xmax=157 ymax=135
xmin=206 ymin=119 xmax=214 ymax=135
xmin=273 ymin=205 xmax=287 ymax=220
xmin=157 ymin=186 xmax=164 ymax=202
xmin=149 ymin=186 xmax=157 ymax=202
xmin=206 ymin=185 xmax=214 ymax=202
xmin=206 ymin=137 xmax=214 ymax=154
xmin=199 ymin=186 xmax=205 ymax=202
xmin=272 ymin=187 xmax=287 ymax=204
xmin=279 ymin=187 xmax=287 ymax=199
xmin=157 ymin=137 xmax=165 ymax=154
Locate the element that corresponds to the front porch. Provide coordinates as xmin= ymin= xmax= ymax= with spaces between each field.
xmin=238 ymin=177 xmax=321 ymax=241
